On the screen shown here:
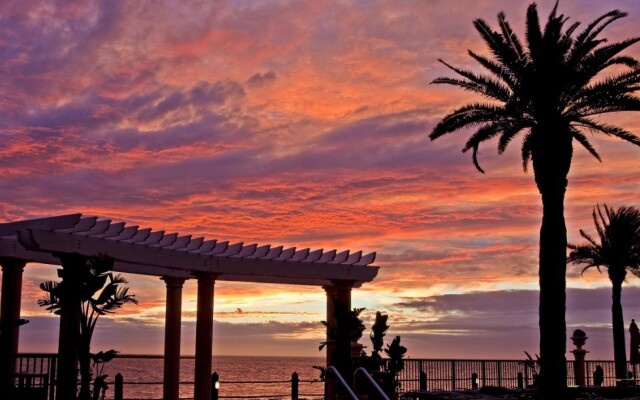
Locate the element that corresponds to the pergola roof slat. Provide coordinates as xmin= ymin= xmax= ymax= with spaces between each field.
xmin=0 ymin=214 xmax=81 ymax=236
xmin=2 ymin=214 xmax=379 ymax=287
xmin=205 ymin=241 xmax=228 ymax=256
xmin=261 ymin=246 xmax=283 ymax=260
xmin=234 ymin=244 xmax=257 ymax=258
xmin=77 ymin=219 xmax=111 ymax=236
xmin=345 ymin=251 xmax=362 ymax=265
xmin=318 ymin=249 xmax=337 ymax=263
xmin=188 ymin=239 xmax=217 ymax=253
xmin=330 ymin=250 xmax=350 ymax=264
xmin=290 ymin=248 xmax=310 ymax=262
xmin=153 ymin=232 xmax=178 ymax=247
xmin=274 ymin=247 xmax=296 ymax=261
xmin=139 ymin=231 xmax=165 ymax=245
xmin=219 ymin=242 xmax=243 ymax=257
xmin=248 ymin=244 xmax=270 ymax=259
xmin=95 ymin=222 xmax=125 ymax=238
xmin=303 ymin=249 xmax=323 ymax=263
xmin=122 ymin=228 xmax=151 ymax=243
xmin=57 ymin=216 xmax=98 ymax=233
xmin=107 ymin=225 xmax=138 ymax=240
xmin=179 ymin=237 xmax=204 ymax=251
xmin=354 ymin=252 xmax=376 ymax=266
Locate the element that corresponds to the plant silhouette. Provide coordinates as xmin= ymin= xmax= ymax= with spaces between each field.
xmin=568 ymin=205 xmax=640 ymax=385
xmin=39 ymin=253 xmax=137 ymax=400
xmin=429 ymin=2 xmax=640 ymax=394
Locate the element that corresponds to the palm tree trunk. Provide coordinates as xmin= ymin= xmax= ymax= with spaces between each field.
xmin=611 ymin=279 xmax=628 ymax=385
xmin=537 ymin=183 xmax=568 ymax=394
xmin=533 ymin=133 xmax=572 ymax=395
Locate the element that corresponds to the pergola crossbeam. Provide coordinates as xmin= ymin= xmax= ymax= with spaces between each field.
xmin=0 ymin=214 xmax=377 ymax=286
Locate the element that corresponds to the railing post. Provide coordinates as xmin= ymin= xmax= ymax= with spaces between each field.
xmin=481 ymin=361 xmax=486 ymax=388
xmin=211 ymin=372 xmax=219 ymax=400
xmin=114 ymin=373 xmax=123 ymax=400
xmin=419 ymin=370 xmax=427 ymax=391
xmin=451 ymin=361 xmax=456 ymax=391
xmin=517 ymin=372 xmax=523 ymax=389
xmin=291 ymin=372 xmax=298 ymax=400
xmin=471 ymin=372 xmax=478 ymax=390
xmin=497 ymin=361 xmax=502 ymax=388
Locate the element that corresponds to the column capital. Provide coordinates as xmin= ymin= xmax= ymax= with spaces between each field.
xmin=0 ymin=257 xmax=26 ymax=272
xmin=322 ymin=285 xmax=337 ymax=295
xmin=161 ymin=276 xmax=186 ymax=288
xmin=328 ymin=280 xmax=355 ymax=290
xmin=193 ymin=272 xmax=218 ymax=283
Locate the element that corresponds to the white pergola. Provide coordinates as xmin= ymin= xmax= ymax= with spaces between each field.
xmin=0 ymin=214 xmax=380 ymax=400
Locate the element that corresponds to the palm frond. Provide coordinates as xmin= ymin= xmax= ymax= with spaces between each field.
xmin=525 ymin=3 xmax=543 ymax=62
xmin=467 ymin=50 xmax=519 ymax=89
xmin=498 ymin=11 xmax=525 ymax=59
xmin=430 ymin=103 xmax=510 ymax=140
xmin=498 ymin=124 xmax=529 ymax=154
xmin=434 ymin=59 xmax=512 ymax=101
xmin=473 ymin=18 xmax=525 ymax=75
xmin=569 ymin=127 xmax=601 ymax=161
xmin=521 ymin=133 xmax=533 ymax=172
xmin=575 ymin=118 xmax=640 ymax=147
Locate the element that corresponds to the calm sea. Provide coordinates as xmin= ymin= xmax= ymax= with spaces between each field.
xmin=100 ymin=355 xmax=326 ymax=400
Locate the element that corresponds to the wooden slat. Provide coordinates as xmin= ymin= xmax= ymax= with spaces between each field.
xmin=219 ymin=242 xmax=243 ymax=257
xmin=0 ymin=214 xmax=81 ymax=236
xmin=317 ymin=250 xmax=337 ymax=263
xmin=303 ymin=249 xmax=323 ymax=262
xmin=106 ymin=226 xmax=138 ymax=240
xmin=354 ymin=252 xmax=376 ymax=266
xmin=121 ymin=228 xmax=151 ymax=243
xmin=234 ymin=244 xmax=257 ymax=258
xmin=248 ymin=244 xmax=270 ymax=259
xmin=206 ymin=241 xmax=229 ymax=256
xmin=153 ymin=233 xmax=178 ymax=247
xmin=329 ymin=250 xmax=349 ymax=264
xmin=344 ymin=251 xmax=362 ymax=265
xmin=58 ymin=216 xmax=97 ymax=233
xmin=95 ymin=222 xmax=125 ymax=238
xmin=261 ymin=246 xmax=283 ymax=260
xmin=274 ymin=247 xmax=296 ymax=261
xmin=138 ymin=231 xmax=164 ymax=245
xmin=290 ymin=248 xmax=310 ymax=262
xmin=181 ymin=237 xmax=204 ymax=251
xmin=77 ymin=219 xmax=111 ymax=236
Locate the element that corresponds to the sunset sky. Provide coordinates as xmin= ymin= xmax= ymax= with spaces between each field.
xmin=2 ymin=0 xmax=640 ymax=360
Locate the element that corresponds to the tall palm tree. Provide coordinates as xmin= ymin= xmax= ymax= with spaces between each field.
xmin=39 ymin=254 xmax=137 ymax=400
xmin=429 ymin=2 xmax=640 ymax=393
xmin=568 ymin=205 xmax=640 ymax=384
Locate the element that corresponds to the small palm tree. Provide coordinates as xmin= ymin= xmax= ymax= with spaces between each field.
xmin=568 ymin=205 xmax=640 ymax=385
xmin=429 ymin=2 xmax=640 ymax=392
xmin=39 ymin=254 xmax=137 ymax=400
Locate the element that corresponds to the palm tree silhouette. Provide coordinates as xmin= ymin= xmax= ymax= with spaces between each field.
xmin=568 ymin=205 xmax=640 ymax=385
xmin=39 ymin=254 xmax=137 ymax=400
xmin=429 ymin=3 xmax=640 ymax=393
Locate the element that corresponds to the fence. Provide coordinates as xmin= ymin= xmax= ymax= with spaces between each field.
xmin=10 ymin=354 xmax=639 ymax=399
xmin=396 ymin=359 xmax=639 ymax=392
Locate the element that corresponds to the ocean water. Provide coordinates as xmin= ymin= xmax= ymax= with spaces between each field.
xmin=100 ymin=355 xmax=326 ymax=400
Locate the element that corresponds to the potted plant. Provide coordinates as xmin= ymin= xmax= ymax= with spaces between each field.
xmin=384 ymin=336 xmax=407 ymax=398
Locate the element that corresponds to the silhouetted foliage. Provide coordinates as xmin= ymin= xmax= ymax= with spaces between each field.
xmin=430 ymin=2 xmax=640 ymax=394
xmin=568 ymin=205 xmax=640 ymax=383
xmin=39 ymin=253 xmax=137 ymax=400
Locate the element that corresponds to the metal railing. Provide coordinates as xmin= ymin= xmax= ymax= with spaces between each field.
xmin=395 ymin=359 xmax=640 ymax=392
xmin=11 ymin=354 xmax=640 ymax=399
